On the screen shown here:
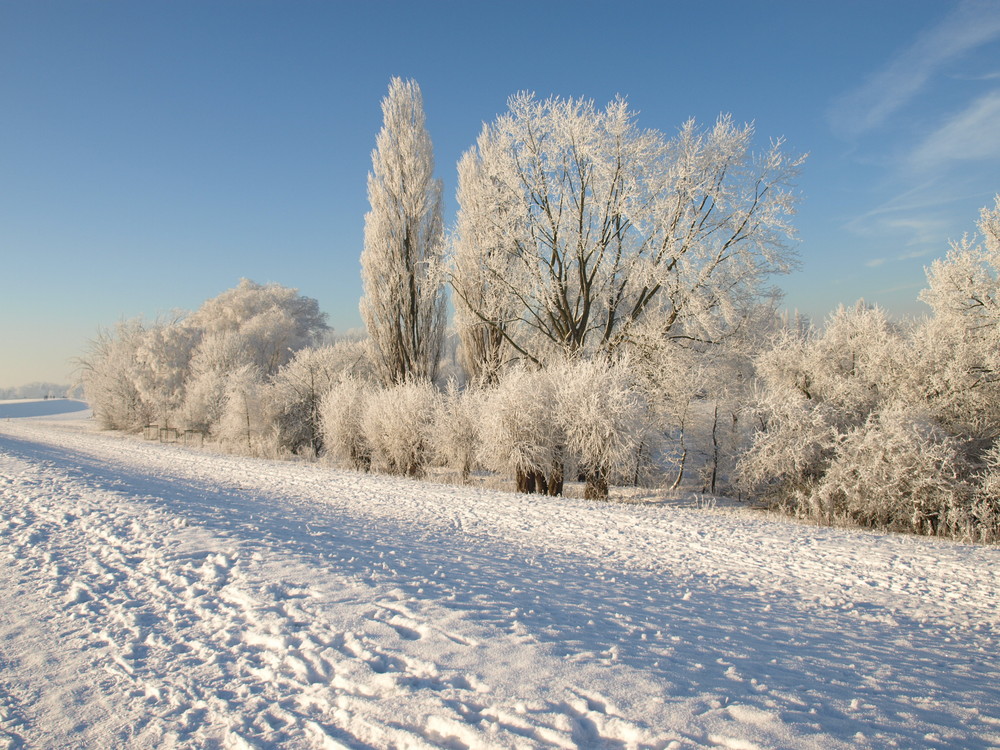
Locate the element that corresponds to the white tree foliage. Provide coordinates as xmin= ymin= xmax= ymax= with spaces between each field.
xmin=132 ymin=320 xmax=199 ymax=428
xmin=918 ymin=195 xmax=1000 ymax=436
xmin=270 ymin=345 xmax=354 ymax=456
xmin=739 ymin=303 xmax=905 ymax=510
xmin=78 ymin=319 xmax=152 ymax=432
xmin=451 ymin=94 xmax=803 ymax=369
xmin=816 ymin=407 xmax=974 ymax=536
xmin=319 ymin=377 xmax=374 ymax=471
xmin=361 ymin=379 xmax=438 ymax=477
xmin=552 ymin=358 xmax=654 ymax=498
xmin=187 ymin=278 xmax=328 ymax=377
xmin=430 ymin=381 xmax=481 ymax=482
xmin=216 ymin=364 xmax=277 ymax=457
xmin=360 ymin=78 xmax=446 ymax=385
xmin=477 ymin=366 xmax=566 ymax=495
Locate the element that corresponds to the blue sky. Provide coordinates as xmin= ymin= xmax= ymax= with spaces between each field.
xmin=2 ymin=1 xmax=999 ymax=388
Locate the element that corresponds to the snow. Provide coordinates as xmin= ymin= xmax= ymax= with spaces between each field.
xmin=1 ymin=403 xmax=998 ymax=749
xmin=0 ymin=398 xmax=90 ymax=420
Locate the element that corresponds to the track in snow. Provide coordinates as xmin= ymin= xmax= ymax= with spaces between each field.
xmin=1 ymin=415 xmax=999 ymax=749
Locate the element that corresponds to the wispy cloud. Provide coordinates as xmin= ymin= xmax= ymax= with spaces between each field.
xmin=865 ymin=247 xmax=934 ymax=269
xmin=830 ymin=0 xmax=1000 ymax=138
xmin=848 ymin=195 xmax=953 ymax=244
xmin=909 ymin=89 xmax=1000 ymax=168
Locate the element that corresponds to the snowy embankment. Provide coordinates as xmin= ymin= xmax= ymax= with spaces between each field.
xmin=0 ymin=404 xmax=998 ymax=749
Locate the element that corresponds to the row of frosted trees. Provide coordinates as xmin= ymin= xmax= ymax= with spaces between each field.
xmin=79 ymin=77 xmax=1000 ymax=541
xmin=354 ymin=79 xmax=801 ymax=499
xmin=742 ymin=199 xmax=1000 ymax=541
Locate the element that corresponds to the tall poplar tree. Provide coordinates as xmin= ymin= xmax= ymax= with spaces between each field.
xmin=360 ymin=78 xmax=446 ymax=385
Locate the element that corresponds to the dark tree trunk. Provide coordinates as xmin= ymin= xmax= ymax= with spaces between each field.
xmin=584 ymin=467 xmax=608 ymax=500
xmin=546 ymin=465 xmax=563 ymax=496
xmin=516 ymin=469 xmax=536 ymax=494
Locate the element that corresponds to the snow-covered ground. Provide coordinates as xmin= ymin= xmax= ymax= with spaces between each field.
xmin=0 ymin=402 xmax=998 ymax=749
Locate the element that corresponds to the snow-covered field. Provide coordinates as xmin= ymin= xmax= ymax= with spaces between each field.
xmin=0 ymin=402 xmax=998 ymax=749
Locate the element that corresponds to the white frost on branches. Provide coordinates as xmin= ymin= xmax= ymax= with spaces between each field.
xmin=451 ymin=94 xmax=803 ymax=369
xmin=360 ymin=78 xmax=446 ymax=385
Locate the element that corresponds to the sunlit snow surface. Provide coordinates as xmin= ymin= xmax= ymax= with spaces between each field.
xmin=0 ymin=402 xmax=998 ymax=749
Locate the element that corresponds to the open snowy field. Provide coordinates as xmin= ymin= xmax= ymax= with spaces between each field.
xmin=0 ymin=402 xmax=998 ymax=749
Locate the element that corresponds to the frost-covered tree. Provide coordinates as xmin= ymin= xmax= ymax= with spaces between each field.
xmin=553 ymin=358 xmax=654 ymax=499
xmin=132 ymin=319 xmax=199 ymax=428
xmin=181 ymin=330 xmax=249 ymax=431
xmin=918 ymin=195 xmax=1000 ymax=437
xmin=269 ymin=346 xmax=352 ymax=456
xmin=187 ymin=279 xmax=328 ymax=377
xmin=478 ymin=366 xmax=566 ymax=495
xmin=216 ymin=364 xmax=277 ymax=457
xmin=78 ymin=319 xmax=152 ymax=431
xmin=319 ymin=376 xmax=374 ymax=471
xmin=452 ymin=94 xmax=803 ymax=369
xmin=451 ymin=147 xmax=519 ymax=383
xmin=360 ymin=78 xmax=446 ymax=385
xmin=361 ymin=379 xmax=438 ymax=477
xmin=739 ymin=302 xmax=905 ymax=510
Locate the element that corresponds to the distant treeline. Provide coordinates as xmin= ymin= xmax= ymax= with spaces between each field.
xmin=0 ymin=383 xmax=72 ymax=400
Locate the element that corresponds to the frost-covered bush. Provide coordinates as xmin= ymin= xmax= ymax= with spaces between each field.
xmin=361 ymin=379 xmax=438 ymax=477
xmin=319 ymin=377 xmax=373 ymax=471
xmin=132 ymin=321 xmax=199 ymax=428
xmin=740 ymin=201 xmax=1000 ymax=540
xmin=478 ymin=366 xmax=565 ymax=494
xmin=636 ymin=343 xmax=721 ymax=490
xmin=180 ymin=331 xmax=248 ymax=431
xmin=813 ymin=407 xmax=975 ymax=536
xmin=739 ymin=303 xmax=906 ymax=508
xmin=738 ymin=391 xmax=843 ymax=512
xmin=552 ymin=358 xmax=654 ymax=499
xmin=269 ymin=347 xmax=348 ymax=456
xmin=216 ymin=365 xmax=278 ymax=457
xmin=79 ymin=319 xmax=153 ymax=432
xmin=969 ymin=443 xmax=1000 ymax=543
xmin=431 ymin=381 xmax=481 ymax=481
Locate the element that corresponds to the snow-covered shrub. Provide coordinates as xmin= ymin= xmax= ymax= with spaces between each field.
xmin=132 ymin=321 xmax=199 ymax=428
xmin=814 ymin=407 xmax=974 ymax=536
xmin=319 ymin=377 xmax=373 ymax=471
xmin=216 ymin=365 xmax=278 ymax=457
xmin=636 ymin=343 xmax=716 ymax=490
xmin=271 ymin=344 xmax=373 ymax=457
xmin=552 ymin=358 xmax=654 ymax=499
xmin=180 ymin=330 xmax=248 ymax=431
xmin=78 ymin=319 xmax=153 ymax=432
xmin=738 ymin=389 xmax=843 ymax=514
xmin=361 ymin=379 xmax=438 ymax=477
xmin=739 ymin=303 xmax=906 ymax=510
xmin=431 ymin=381 xmax=480 ymax=481
xmin=970 ymin=442 xmax=1000 ymax=543
xmin=478 ymin=366 xmax=565 ymax=494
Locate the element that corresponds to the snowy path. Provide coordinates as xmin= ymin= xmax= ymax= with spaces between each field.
xmin=0 ymin=416 xmax=998 ymax=749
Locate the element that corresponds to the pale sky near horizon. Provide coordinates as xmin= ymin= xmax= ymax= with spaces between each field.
xmin=2 ymin=0 xmax=999 ymax=388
